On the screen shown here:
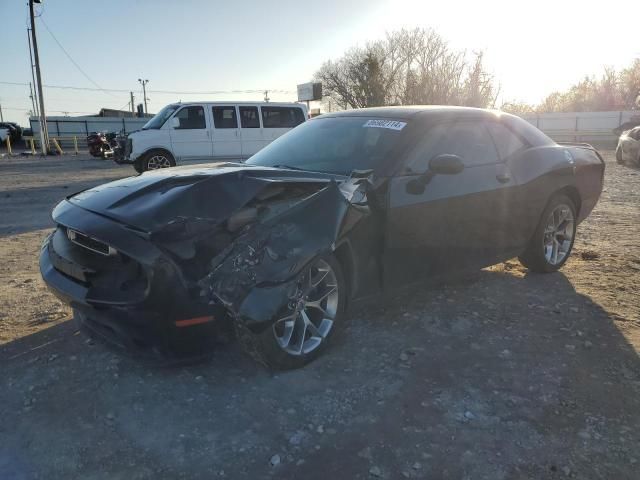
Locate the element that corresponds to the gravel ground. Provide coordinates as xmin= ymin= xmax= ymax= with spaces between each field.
xmin=1 ymin=152 xmax=639 ymax=480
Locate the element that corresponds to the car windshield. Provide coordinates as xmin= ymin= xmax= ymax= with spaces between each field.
xmin=142 ymin=104 xmax=179 ymax=130
xmin=246 ymin=116 xmax=408 ymax=174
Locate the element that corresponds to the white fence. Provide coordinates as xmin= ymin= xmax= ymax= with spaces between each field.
xmin=520 ymin=110 xmax=638 ymax=146
xmin=27 ymin=110 xmax=639 ymax=149
xmin=29 ymin=116 xmax=149 ymax=137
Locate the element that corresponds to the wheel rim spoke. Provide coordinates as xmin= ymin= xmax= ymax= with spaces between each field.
xmin=272 ymin=259 xmax=339 ymax=356
xmin=543 ymin=204 xmax=575 ymax=265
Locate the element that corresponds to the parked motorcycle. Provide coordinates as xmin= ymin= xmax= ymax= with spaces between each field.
xmin=87 ymin=132 xmax=114 ymax=159
xmin=87 ymin=131 xmax=127 ymax=160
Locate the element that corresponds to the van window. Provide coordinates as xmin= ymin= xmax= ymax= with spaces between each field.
xmin=262 ymin=106 xmax=305 ymax=128
xmin=239 ymin=106 xmax=260 ymax=128
xmin=175 ymin=106 xmax=206 ymax=129
xmin=212 ymin=106 xmax=238 ymax=129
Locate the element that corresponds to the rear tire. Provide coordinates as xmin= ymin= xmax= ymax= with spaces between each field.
xmin=236 ymin=254 xmax=347 ymax=370
xmin=518 ymin=194 xmax=577 ymax=273
xmin=141 ymin=150 xmax=175 ymax=171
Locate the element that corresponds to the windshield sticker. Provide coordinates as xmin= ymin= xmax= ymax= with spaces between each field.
xmin=363 ymin=119 xmax=407 ymax=131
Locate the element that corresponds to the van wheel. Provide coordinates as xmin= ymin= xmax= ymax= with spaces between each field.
xmin=142 ymin=150 xmax=175 ymax=171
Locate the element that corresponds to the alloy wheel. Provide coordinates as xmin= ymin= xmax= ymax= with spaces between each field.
xmin=147 ymin=154 xmax=171 ymax=169
xmin=272 ymin=258 xmax=339 ymax=356
xmin=543 ymin=204 xmax=575 ymax=265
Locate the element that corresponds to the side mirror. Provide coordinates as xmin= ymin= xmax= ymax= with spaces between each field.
xmin=405 ymin=154 xmax=464 ymax=195
xmin=429 ymin=154 xmax=464 ymax=175
xmin=170 ymin=117 xmax=180 ymax=129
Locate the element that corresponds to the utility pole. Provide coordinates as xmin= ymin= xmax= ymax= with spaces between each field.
xmin=264 ymin=90 xmax=270 ymax=102
xmin=27 ymin=29 xmax=39 ymax=118
xmin=29 ymin=0 xmax=49 ymax=155
xmin=0 ymin=101 xmax=4 ymax=122
xmin=130 ymin=91 xmax=135 ymax=115
xmin=138 ymin=79 xmax=148 ymax=114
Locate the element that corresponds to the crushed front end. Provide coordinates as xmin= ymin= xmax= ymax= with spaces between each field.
xmin=39 ymin=165 xmax=374 ymax=362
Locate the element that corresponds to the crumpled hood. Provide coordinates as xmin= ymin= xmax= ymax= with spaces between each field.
xmin=66 ymin=163 xmax=344 ymax=233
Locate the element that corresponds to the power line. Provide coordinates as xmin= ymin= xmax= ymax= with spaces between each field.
xmin=37 ymin=16 xmax=117 ymax=98
xmin=0 ymin=81 xmax=295 ymax=95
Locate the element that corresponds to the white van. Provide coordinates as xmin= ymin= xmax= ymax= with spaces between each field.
xmin=122 ymin=101 xmax=308 ymax=172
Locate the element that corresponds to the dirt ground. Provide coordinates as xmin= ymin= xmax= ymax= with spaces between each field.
xmin=1 ymin=151 xmax=639 ymax=480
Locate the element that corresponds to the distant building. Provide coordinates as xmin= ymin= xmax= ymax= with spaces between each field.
xmin=98 ymin=108 xmax=153 ymax=118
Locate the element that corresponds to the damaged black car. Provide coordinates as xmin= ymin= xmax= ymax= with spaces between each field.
xmin=39 ymin=107 xmax=605 ymax=369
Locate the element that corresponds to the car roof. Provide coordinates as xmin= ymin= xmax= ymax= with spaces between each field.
xmin=320 ymin=105 xmax=503 ymax=120
xmin=317 ymin=106 xmax=554 ymax=147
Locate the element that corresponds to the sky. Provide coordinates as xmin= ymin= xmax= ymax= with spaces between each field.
xmin=0 ymin=0 xmax=637 ymax=125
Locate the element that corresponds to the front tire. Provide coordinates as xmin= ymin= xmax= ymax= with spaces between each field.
xmin=237 ymin=254 xmax=347 ymax=370
xmin=518 ymin=194 xmax=577 ymax=273
xmin=142 ymin=150 xmax=175 ymax=171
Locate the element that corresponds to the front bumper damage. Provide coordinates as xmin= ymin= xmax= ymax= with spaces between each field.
xmin=39 ymin=169 xmax=374 ymax=360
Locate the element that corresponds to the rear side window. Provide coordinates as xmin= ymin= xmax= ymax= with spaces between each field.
xmin=486 ymin=122 xmax=527 ymax=160
xmin=174 ymin=106 xmax=206 ymax=129
xmin=239 ymin=106 xmax=260 ymax=128
xmin=212 ymin=106 xmax=238 ymax=129
xmin=262 ymin=106 xmax=305 ymax=128
xmin=405 ymin=120 xmax=499 ymax=171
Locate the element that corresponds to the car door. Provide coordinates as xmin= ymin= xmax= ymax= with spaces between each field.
xmin=169 ymin=105 xmax=211 ymax=160
xmin=211 ymin=106 xmax=242 ymax=159
xmin=384 ymin=118 xmax=516 ymax=285
xmin=239 ymin=106 xmax=265 ymax=158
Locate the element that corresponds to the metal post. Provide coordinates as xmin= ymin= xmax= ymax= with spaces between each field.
xmin=73 ymin=136 xmax=78 ymax=155
xmin=6 ymin=137 xmax=12 ymax=155
xmin=130 ymin=91 xmax=135 ymax=115
xmin=0 ymin=102 xmax=3 ymax=122
xmin=138 ymin=79 xmax=149 ymax=115
xmin=29 ymin=0 xmax=49 ymax=155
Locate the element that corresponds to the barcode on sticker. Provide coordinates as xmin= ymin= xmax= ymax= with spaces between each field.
xmin=363 ymin=119 xmax=407 ymax=131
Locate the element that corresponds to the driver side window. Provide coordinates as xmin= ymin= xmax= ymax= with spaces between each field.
xmin=405 ymin=120 xmax=499 ymax=173
xmin=174 ymin=106 xmax=206 ymax=130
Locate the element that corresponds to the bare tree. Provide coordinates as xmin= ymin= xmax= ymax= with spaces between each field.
xmin=315 ymin=28 xmax=496 ymax=109
xmin=500 ymin=101 xmax=536 ymax=115
xmin=533 ymin=60 xmax=640 ymax=113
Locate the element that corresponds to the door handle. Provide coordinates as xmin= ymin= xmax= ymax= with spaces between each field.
xmin=496 ymin=173 xmax=511 ymax=183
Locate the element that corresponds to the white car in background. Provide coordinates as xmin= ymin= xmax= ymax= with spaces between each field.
xmin=121 ymin=101 xmax=308 ymax=172
xmin=616 ymin=126 xmax=640 ymax=166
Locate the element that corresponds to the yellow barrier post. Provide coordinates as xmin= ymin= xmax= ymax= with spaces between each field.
xmin=52 ymin=138 xmax=64 ymax=155
xmin=73 ymin=136 xmax=78 ymax=155
xmin=6 ymin=137 xmax=12 ymax=155
xmin=30 ymin=138 xmax=36 ymax=155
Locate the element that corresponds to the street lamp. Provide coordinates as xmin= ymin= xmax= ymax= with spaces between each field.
xmin=138 ymin=78 xmax=149 ymax=115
